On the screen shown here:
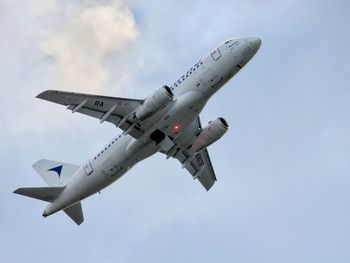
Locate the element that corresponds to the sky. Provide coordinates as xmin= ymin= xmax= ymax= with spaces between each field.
xmin=1 ymin=0 xmax=350 ymax=262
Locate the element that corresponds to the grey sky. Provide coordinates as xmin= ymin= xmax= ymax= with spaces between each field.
xmin=1 ymin=0 xmax=349 ymax=262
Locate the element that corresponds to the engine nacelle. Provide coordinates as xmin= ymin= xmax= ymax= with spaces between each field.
xmin=135 ymin=85 xmax=174 ymax=121
xmin=192 ymin=117 xmax=229 ymax=152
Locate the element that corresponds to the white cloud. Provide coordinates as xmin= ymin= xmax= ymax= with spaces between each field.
xmin=0 ymin=0 xmax=139 ymax=137
xmin=42 ymin=1 xmax=138 ymax=93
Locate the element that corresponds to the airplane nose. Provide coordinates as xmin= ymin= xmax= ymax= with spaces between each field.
xmin=225 ymin=36 xmax=261 ymax=69
xmin=246 ymin=37 xmax=262 ymax=50
xmin=253 ymin=37 xmax=262 ymax=49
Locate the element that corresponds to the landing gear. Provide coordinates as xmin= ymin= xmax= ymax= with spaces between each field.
xmin=149 ymin=129 xmax=165 ymax=144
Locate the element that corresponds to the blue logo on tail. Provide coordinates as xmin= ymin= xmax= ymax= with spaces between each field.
xmin=48 ymin=165 xmax=63 ymax=177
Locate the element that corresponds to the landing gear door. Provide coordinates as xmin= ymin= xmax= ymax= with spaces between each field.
xmin=83 ymin=161 xmax=93 ymax=175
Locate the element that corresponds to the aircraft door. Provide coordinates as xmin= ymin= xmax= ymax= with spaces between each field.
xmin=83 ymin=160 xmax=93 ymax=175
xmin=211 ymin=47 xmax=222 ymax=61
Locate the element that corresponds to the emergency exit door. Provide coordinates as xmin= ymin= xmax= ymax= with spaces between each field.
xmin=83 ymin=161 xmax=93 ymax=175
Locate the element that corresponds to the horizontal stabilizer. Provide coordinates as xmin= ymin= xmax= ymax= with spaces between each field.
xmin=13 ymin=187 xmax=65 ymax=202
xmin=64 ymin=202 xmax=84 ymax=225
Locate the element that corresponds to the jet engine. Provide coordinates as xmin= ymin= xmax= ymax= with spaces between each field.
xmin=192 ymin=117 xmax=229 ymax=152
xmin=135 ymin=85 xmax=174 ymax=121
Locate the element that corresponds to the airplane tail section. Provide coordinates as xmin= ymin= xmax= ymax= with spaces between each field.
xmin=14 ymin=159 xmax=84 ymax=225
xmin=64 ymin=202 xmax=84 ymax=225
xmin=13 ymin=187 xmax=65 ymax=202
xmin=32 ymin=159 xmax=80 ymax=186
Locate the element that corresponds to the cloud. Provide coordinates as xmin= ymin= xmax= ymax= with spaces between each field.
xmin=42 ymin=1 xmax=138 ymax=93
xmin=0 ymin=0 xmax=139 ymax=137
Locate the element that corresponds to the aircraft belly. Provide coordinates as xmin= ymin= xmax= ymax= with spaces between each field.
xmin=157 ymin=91 xmax=206 ymax=137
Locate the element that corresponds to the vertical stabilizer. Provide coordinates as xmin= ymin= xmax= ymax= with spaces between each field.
xmin=32 ymin=159 xmax=80 ymax=186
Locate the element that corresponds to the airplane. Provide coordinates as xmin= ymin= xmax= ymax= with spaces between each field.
xmin=14 ymin=36 xmax=262 ymax=225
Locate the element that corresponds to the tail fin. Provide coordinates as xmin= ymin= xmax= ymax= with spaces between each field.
xmin=13 ymin=187 xmax=65 ymax=202
xmin=64 ymin=202 xmax=84 ymax=225
xmin=15 ymin=159 xmax=84 ymax=225
xmin=32 ymin=159 xmax=80 ymax=186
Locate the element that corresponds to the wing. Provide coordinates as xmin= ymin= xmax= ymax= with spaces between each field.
xmin=37 ymin=90 xmax=144 ymax=138
xmin=163 ymin=117 xmax=217 ymax=191
xmin=173 ymin=148 xmax=217 ymax=191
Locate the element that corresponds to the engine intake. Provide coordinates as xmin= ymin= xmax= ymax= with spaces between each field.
xmin=192 ymin=117 xmax=229 ymax=152
xmin=135 ymin=85 xmax=174 ymax=121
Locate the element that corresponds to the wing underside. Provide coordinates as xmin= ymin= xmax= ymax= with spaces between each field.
xmin=175 ymin=148 xmax=217 ymax=191
xmin=163 ymin=117 xmax=217 ymax=191
xmin=37 ymin=90 xmax=144 ymax=138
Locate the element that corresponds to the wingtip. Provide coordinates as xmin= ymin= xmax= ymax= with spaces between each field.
xmin=76 ymin=219 xmax=84 ymax=226
xmin=13 ymin=188 xmax=25 ymax=195
xmin=35 ymin=90 xmax=50 ymax=99
xmin=36 ymin=90 xmax=61 ymax=99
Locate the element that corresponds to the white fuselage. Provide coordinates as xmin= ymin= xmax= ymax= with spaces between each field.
xmin=43 ymin=37 xmax=261 ymax=216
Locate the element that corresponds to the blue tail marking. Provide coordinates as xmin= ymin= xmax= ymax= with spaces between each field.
xmin=48 ymin=165 xmax=63 ymax=177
